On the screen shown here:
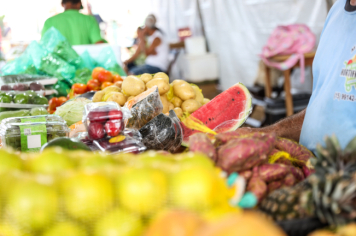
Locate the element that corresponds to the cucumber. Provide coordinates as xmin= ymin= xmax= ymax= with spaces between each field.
xmin=0 ymin=110 xmax=31 ymax=122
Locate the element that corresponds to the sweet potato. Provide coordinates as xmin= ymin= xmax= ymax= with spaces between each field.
xmin=189 ymin=133 xmax=217 ymax=162
xmin=258 ymin=164 xmax=289 ymax=183
xmin=283 ymin=173 xmax=297 ymax=187
xmin=247 ymin=173 xmax=268 ymax=202
xmin=215 ymin=131 xmax=245 ymax=147
xmin=289 ymin=166 xmax=304 ymax=181
xmin=239 ymin=170 xmax=253 ymax=181
xmin=302 ymin=165 xmax=314 ymax=178
xmin=275 ymin=138 xmax=314 ymax=162
xmin=267 ymin=181 xmax=284 ymax=193
xmin=217 ymin=133 xmax=276 ymax=172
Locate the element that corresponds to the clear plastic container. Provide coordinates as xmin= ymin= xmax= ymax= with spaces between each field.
xmin=0 ymin=90 xmax=49 ymax=108
xmin=0 ymin=115 xmax=69 ymax=151
xmin=83 ymin=102 xmax=131 ymax=140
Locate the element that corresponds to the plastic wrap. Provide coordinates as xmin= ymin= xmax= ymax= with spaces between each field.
xmin=125 ymin=86 xmax=163 ymax=130
xmin=80 ymin=50 xmax=97 ymax=70
xmin=0 ymin=91 xmax=48 ymax=108
xmin=40 ymin=27 xmax=83 ymax=69
xmin=96 ymin=47 xmax=126 ymax=76
xmin=83 ymin=102 xmax=131 ymax=140
xmin=0 ymin=115 xmax=69 ymax=151
xmin=139 ymin=110 xmax=183 ymax=152
xmin=94 ymin=135 xmax=146 ymax=154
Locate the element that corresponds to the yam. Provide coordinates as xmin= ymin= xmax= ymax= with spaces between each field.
xmin=258 ymin=164 xmax=289 ymax=183
xmin=238 ymin=170 xmax=252 ymax=182
xmin=189 ymin=133 xmax=217 ymax=162
xmin=283 ymin=174 xmax=297 ymax=187
xmin=267 ymin=181 xmax=284 ymax=193
xmin=275 ymin=138 xmax=314 ymax=162
xmin=247 ymin=172 xmax=268 ymax=202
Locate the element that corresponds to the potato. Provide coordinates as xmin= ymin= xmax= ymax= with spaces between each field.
xmin=122 ymin=76 xmax=145 ymax=96
xmin=140 ymin=73 xmax=153 ymax=83
xmin=127 ymin=96 xmax=135 ymax=101
xmin=106 ymin=92 xmax=127 ymax=106
xmin=114 ymin=81 xmax=123 ymax=89
xmin=146 ymin=78 xmax=170 ymax=95
xmin=102 ymin=85 xmax=120 ymax=95
xmin=173 ymin=81 xmax=196 ymax=101
xmin=171 ymin=96 xmax=182 ymax=107
xmin=192 ymin=85 xmax=204 ymax=104
xmin=172 ymin=80 xmax=186 ymax=86
xmin=92 ymin=91 xmax=105 ymax=102
xmin=203 ymin=98 xmax=210 ymax=105
xmin=160 ymin=95 xmax=170 ymax=114
xmin=153 ymin=72 xmax=169 ymax=83
xmin=181 ymin=99 xmax=201 ymax=113
xmin=168 ymin=102 xmax=174 ymax=111
xmin=173 ymin=107 xmax=183 ymax=118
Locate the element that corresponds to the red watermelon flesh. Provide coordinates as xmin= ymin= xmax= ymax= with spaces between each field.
xmin=181 ymin=83 xmax=252 ymax=145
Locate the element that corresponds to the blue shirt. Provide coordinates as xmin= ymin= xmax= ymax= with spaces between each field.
xmin=300 ymin=0 xmax=356 ymax=152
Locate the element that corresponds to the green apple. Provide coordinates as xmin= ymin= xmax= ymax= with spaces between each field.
xmin=0 ymin=149 xmax=22 ymax=173
xmin=79 ymin=154 xmax=115 ymax=170
xmin=28 ymin=148 xmax=75 ymax=174
xmin=94 ymin=208 xmax=143 ymax=236
xmin=61 ymin=172 xmax=114 ymax=221
xmin=170 ymin=167 xmax=218 ymax=212
xmin=176 ymin=152 xmax=214 ymax=169
xmin=6 ymin=180 xmax=58 ymax=230
xmin=0 ymin=222 xmax=31 ymax=236
xmin=115 ymin=167 xmax=168 ymax=215
xmin=42 ymin=221 xmax=87 ymax=236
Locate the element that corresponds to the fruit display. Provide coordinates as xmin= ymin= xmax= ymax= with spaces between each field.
xmin=182 ymin=82 xmax=252 ymax=145
xmin=54 ymin=97 xmax=92 ymax=126
xmin=260 ymin=135 xmax=356 ymax=227
xmin=0 ymin=148 xmax=248 ymax=236
xmin=0 ymin=107 xmax=48 ymax=122
xmin=0 ymin=115 xmax=69 ymax=151
xmin=69 ymin=68 xmax=123 ymax=98
xmin=83 ymin=102 xmax=127 ymax=140
xmin=47 ymin=96 xmax=68 ymax=114
xmin=0 ymin=90 xmax=48 ymax=106
xmin=189 ymin=131 xmax=314 ymax=202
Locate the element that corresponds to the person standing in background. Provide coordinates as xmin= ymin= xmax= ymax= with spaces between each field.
xmin=42 ymin=0 xmax=105 ymax=45
xmin=124 ymin=14 xmax=169 ymax=75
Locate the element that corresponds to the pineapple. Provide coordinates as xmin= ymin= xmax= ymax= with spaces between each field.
xmin=260 ymin=135 xmax=356 ymax=226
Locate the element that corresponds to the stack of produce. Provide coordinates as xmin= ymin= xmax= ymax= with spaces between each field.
xmin=70 ymin=67 xmax=123 ymax=98
xmin=0 ymin=148 xmax=246 ymax=236
xmin=260 ymin=135 xmax=356 ymax=226
xmin=189 ymin=131 xmax=314 ymax=202
xmin=309 ymin=223 xmax=356 ymax=236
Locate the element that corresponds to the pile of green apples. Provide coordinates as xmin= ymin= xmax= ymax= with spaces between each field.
xmin=0 ymin=148 xmax=233 ymax=236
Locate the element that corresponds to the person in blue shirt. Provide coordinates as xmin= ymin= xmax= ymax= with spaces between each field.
xmin=240 ymin=0 xmax=356 ymax=153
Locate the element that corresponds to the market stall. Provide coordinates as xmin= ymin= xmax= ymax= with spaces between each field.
xmin=0 ymin=26 xmax=355 ymax=236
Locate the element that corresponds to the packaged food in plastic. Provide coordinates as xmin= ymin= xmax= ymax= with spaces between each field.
xmin=93 ymin=134 xmax=146 ymax=154
xmin=139 ymin=110 xmax=183 ymax=152
xmin=0 ymin=115 xmax=69 ymax=151
xmin=0 ymin=108 xmax=48 ymax=122
xmin=0 ymin=74 xmax=58 ymax=87
xmin=125 ymin=86 xmax=163 ymax=129
xmin=83 ymin=102 xmax=131 ymax=140
xmin=0 ymin=90 xmax=48 ymax=108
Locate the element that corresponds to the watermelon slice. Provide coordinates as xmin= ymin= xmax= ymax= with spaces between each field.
xmin=181 ymin=83 xmax=252 ymax=145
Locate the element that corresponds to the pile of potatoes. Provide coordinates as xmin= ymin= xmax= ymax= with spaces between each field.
xmin=92 ymin=72 xmax=210 ymax=119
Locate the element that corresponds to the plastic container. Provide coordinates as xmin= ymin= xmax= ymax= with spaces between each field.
xmin=0 ymin=91 xmax=49 ymax=109
xmin=94 ymin=135 xmax=146 ymax=154
xmin=0 ymin=74 xmax=58 ymax=87
xmin=0 ymin=115 xmax=69 ymax=151
xmin=83 ymin=102 xmax=131 ymax=140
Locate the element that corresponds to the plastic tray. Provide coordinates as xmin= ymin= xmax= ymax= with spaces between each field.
xmin=0 ymin=103 xmax=48 ymax=109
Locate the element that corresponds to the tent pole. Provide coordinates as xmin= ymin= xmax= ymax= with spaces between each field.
xmin=196 ymin=0 xmax=209 ymax=52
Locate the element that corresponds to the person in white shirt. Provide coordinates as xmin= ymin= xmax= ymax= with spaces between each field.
xmin=124 ymin=14 xmax=169 ymax=75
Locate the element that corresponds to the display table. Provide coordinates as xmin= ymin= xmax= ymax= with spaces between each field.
xmin=263 ymin=51 xmax=315 ymax=116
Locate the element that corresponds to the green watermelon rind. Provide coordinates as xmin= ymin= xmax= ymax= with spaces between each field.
xmin=182 ymin=82 xmax=252 ymax=147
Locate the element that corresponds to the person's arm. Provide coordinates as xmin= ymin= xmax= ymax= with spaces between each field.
xmin=139 ymin=37 xmax=161 ymax=56
xmin=124 ymin=44 xmax=142 ymax=64
xmin=240 ymin=109 xmax=306 ymax=142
